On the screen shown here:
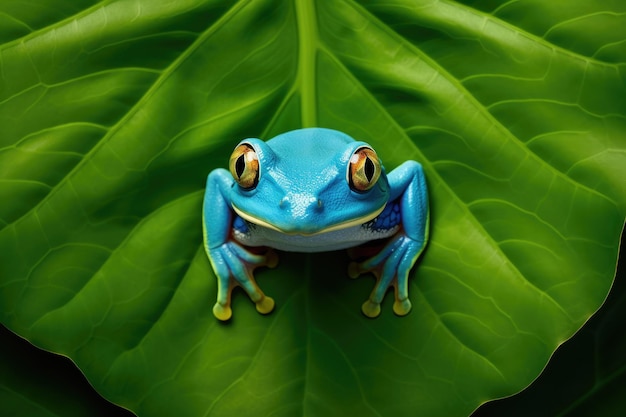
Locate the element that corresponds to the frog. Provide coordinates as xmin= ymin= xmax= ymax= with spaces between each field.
xmin=202 ymin=128 xmax=429 ymax=321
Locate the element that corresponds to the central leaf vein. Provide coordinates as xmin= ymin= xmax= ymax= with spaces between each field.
xmin=295 ymin=0 xmax=319 ymax=127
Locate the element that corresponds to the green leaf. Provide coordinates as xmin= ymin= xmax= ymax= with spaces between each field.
xmin=0 ymin=324 xmax=134 ymax=417
xmin=473 ymin=233 xmax=626 ymax=417
xmin=1 ymin=1 xmax=624 ymax=416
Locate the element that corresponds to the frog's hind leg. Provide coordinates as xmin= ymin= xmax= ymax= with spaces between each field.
xmin=213 ymin=245 xmax=278 ymax=321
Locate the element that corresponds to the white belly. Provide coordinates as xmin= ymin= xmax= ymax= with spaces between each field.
xmin=233 ymin=221 xmax=399 ymax=253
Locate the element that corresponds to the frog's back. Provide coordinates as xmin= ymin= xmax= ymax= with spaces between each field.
xmin=264 ymin=128 xmax=357 ymax=179
xmin=268 ymin=128 xmax=354 ymax=155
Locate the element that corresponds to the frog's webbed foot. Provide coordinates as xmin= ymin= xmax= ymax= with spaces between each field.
xmin=209 ymin=243 xmax=278 ymax=321
xmin=348 ymin=233 xmax=422 ymax=318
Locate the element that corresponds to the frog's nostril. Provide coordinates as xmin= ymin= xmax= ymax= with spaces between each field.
xmin=279 ymin=193 xmax=324 ymax=222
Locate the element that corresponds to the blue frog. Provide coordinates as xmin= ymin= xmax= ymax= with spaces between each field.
xmin=203 ymin=128 xmax=429 ymax=321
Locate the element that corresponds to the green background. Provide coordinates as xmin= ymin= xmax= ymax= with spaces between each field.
xmin=1 ymin=0 xmax=624 ymax=416
xmin=3 ymin=245 xmax=624 ymax=416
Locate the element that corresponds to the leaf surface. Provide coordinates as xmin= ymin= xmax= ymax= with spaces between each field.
xmin=1 ymin=1 xmax=624 ymax=416
xmin=473 ymin=233 xmax=626 ymax=416
xmin=0 ymin=324 xmax=134 ymax=417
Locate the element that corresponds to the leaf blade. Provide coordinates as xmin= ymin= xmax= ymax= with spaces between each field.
xmin=1 ymin=1 xmax=624 ymax=416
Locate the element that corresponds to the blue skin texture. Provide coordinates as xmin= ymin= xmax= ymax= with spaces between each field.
xmin=203 ymin=128 xmax=429 ymax=321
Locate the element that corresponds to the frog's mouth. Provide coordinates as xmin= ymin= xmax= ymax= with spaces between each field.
xmin=231 ymin=203 xmax=386 ymax=236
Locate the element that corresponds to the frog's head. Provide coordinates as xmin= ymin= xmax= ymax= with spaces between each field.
xmin=227 ymin=128 xmax=390 ymax=235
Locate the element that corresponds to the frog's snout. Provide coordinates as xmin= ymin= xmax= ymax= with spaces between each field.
xmin=277 ymin=192 xmax=324 ymax=234
xmin=279 ymin=192 xmax=324 ymax=214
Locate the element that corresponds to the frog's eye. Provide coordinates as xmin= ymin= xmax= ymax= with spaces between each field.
xmin=229 ymin=143 xmax=259 ymax=190
xmin=348 ymin=146 xmax=381 ymax=192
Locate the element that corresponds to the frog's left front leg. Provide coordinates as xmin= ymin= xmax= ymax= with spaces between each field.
xmin=349 ymin=161 xmax=429 ymax=318
xmin=203 ymin=169 xmax=277 ymax=321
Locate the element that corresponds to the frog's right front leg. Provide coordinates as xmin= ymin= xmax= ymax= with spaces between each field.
xmin=203 ymin=169 xmax=277 ymax=321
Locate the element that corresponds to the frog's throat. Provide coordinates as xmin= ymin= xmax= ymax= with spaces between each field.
xmin=231 ymin=203 xmax=387 ymax=236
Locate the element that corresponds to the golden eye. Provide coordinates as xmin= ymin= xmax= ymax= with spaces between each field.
xmin=229 ymin=144 xmax=259 ymax=189
xmin=348 ymin=147 xmax=381 ymax=192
